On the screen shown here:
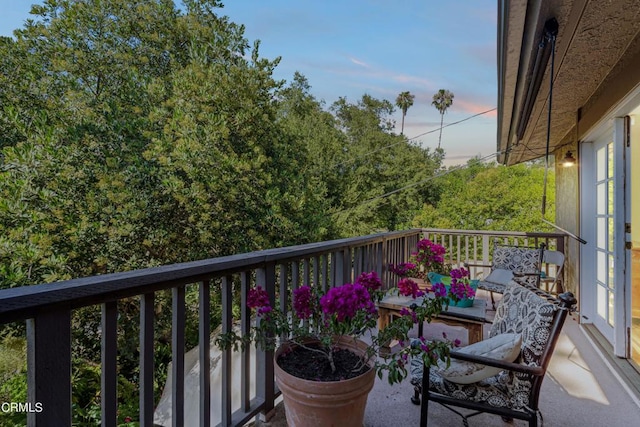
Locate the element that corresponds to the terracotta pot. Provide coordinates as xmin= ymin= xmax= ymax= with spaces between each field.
xmin=274 ymin=336 xmax=376 ymax=427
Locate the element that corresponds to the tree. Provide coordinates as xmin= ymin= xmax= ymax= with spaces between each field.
xmin=395 ymin=91 xmax=415 ymax=135
xmin=412 ymin=160 xmax=555 ymax=232
xmin=0 ymin=1 xmax=332 ymax=423
xmin=432 ymin=89 xmax=454 ymax=149
xmin=329 ymin=95 xmax=442 ymax=235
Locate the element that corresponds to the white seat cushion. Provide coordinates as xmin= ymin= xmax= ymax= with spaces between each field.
xmin=441 ymin=333 xmax=522 ymax=384
xmin=484 ymin=268 xmax=514 ymax=285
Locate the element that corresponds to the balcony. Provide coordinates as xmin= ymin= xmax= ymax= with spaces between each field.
xmin=1 ymin=228 xmax=639 ymax=426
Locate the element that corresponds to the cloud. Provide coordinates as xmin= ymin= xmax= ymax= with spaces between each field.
xmin=349 ymin=57 xmax=370 ymax=68
xmin=454 ymin=99 xmax=497 ymax=116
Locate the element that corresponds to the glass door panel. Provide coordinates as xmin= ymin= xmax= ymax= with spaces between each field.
xmin=594 ymin=141 xmax=615 ymax=333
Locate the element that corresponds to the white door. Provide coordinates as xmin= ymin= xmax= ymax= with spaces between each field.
xmin=592 ymin=133 xmax=616 ymax=341
xmin=582 ymin=120 xmax=627 ymax=353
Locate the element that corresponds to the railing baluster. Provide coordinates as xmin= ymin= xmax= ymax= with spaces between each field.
xmin=343 ymin=247 xmax=352 ymax=282
xmin=172 ymin=286 xmax=186 ymax=427
xmin=322 ymin=254 xmax=329 ymax=292
xmin=313 ymin=256 xmax=320 ymax=287
xmin=377 ymin=241 xmax=384 ymax=278
xmin=199 ymin=280 xmax=211 ymax=427
xmin=27 ymin=310 xmax=72 ymax=427
xmin=140 ymin=292 xmax=155 ymax=427
xmin=292 ymin=261 xmax=300 ymax=289
xmin=240 ymin=271 xmax=251 ymax=412
xmin=256 ymin=266 xmax=276 ymax=421
xmin=221 ymin=276 xmax=233 ymax=426
xmin=303 ymin=258 xmax=310 ymax=285
xmin=101 ymin=301 xmax=118 ymax=427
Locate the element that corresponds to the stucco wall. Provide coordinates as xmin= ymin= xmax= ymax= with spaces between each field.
xmin=554 ymin=144 xmax=580 ymax=301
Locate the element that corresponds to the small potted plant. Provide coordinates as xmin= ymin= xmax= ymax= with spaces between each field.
xmin=218 ymin=271 xmax=458 ymax=427
xmin=430 ymin=266 xmax=478 ymax=307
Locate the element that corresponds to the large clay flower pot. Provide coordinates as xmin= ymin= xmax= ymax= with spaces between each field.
xmin=274 ymin=336 xmax=375 ymax=427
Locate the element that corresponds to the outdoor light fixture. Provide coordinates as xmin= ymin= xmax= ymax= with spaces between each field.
xmin=562 ymin=151 xmax=576 ymax=167
xmin=516 ymin=18 xmax=559 ymax=141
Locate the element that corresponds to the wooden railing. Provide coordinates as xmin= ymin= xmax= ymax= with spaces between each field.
xmin=0 ymin=228 xmax=566 ymax=426
xmin=422 ymin=228 xmax=566 ymax=281
xmin=0 ymin=230 xmax=422 ymax=427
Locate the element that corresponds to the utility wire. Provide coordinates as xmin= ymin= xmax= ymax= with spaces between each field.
xmin=332 ymin=108 xmax=497 ymax=170
xmin=332 ymin=150 xmax=501 ymax=215
xmin=406 ymin=108 xmax=497 ymax=141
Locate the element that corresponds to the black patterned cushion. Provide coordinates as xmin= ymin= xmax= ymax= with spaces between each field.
xmin=411 ymin=282 xmax=557 ymax=411
xmin=492 ymin=246 xmax=540 ymax=274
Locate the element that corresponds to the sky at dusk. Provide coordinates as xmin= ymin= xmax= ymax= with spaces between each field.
xmin=0 ymin=0 xmax=498 ymax=165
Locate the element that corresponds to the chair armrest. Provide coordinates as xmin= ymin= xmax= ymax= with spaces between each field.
xmin=512 ymin=271 xmax=541 ymax=277
xmin=463 ymin=262 xmax=491 ymax=269
xmin=449 ymin=351 xmax=545 ymax=376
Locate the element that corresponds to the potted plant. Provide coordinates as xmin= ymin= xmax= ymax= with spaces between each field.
xmin=218 ymin=271 xmax=458 ymax=427
xmin=390 ymin=238 xmax=451 ymax=286
xmin=430 ymin=267 xmax=479 ymax=308
xmin=392 ymin=239 xmax=478 ymax=308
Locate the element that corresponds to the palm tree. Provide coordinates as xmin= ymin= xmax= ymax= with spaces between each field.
xmin=395 ymin=91 xmax=415 ymax=135
xmin=432 ymin=89 xmax=454 ymax=149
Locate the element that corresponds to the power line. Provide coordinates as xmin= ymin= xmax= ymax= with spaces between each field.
xmin=331 ymin=108 xmax=497 ymax=170
xmin=332 ymin=150 xmax=501 ymax=216
xmin=406 ymin=108 xmax=497 ymax=141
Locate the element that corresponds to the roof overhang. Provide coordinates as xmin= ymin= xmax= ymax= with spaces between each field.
xmin=497 ymin=0 xmax=640 ymax=165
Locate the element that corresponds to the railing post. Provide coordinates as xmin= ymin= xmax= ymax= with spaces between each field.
xmin=27 ymin=310 xmax=72 ymax=427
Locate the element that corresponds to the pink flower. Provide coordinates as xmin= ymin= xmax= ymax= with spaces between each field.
xmin=355 ymin=271 xmax=382 ymax=292
xmin=293 ymin=286 xmax=314 ymax=319
xmin=247 ymin=287 xmax=271 ymax=311
xmin=320 ymin=283 xmax=376 ymax=322
xmin=399 ymin=307 xmax=418 ymax=323
xmin=397 ymin=278 xmax=424 ymax=299
xmin=431 ymin=282 xmax=447 ymax=298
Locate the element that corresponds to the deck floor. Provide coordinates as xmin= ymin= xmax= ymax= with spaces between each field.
xmin=257 ymin=298 xmax=640 ymax=426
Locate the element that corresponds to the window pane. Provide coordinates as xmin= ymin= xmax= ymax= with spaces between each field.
xmin=608 ymin=218 xmax=614 ymax=252
xmin=597 ymin=183 xmax=606 ymax=215
xmin=608 ymin=180 xmax=614 ymax=216
xmin=608 ymin=290 xmax=615 ymax=326
xmin=597 ymin=218 xmax=606 ymax=249
xmin=608 ymin=142 xmax=614 ymax=179
xmin=597 ymin=285 xmax=606 ymax=318
xmin=609 ymin=254 xmax=615 ymax=289
xmin=597 ymin=147 xmax=606 ymax=181
xmin=597 ymin=251 xmax=606 ymax=283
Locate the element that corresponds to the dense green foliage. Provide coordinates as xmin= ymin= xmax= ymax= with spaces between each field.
xmin=412 ymin=159 xmax=555 ymax=232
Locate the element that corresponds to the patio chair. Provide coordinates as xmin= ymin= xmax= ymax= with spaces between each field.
xmin=410 ymin=281 xmax=577 ymax=427
xmin=467 ymin=243 xmax=544 ymax=309
xmin=539 ymin=249 xmax=565 ymax=294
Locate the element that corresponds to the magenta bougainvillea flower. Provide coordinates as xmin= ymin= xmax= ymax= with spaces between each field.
xmin=397 ymin=278 xmax=424 ymax=299
xmin=356 ymin=271 xmax=383 ymax=292
xmin=247 ymin=286 xmax=270 ymax=309
xmin=449 ymin=267 xmax=476 ymax=300
xmin=320 ymin=283 xmax=377 ymax=322
xmin=389 ymin=262 xmax=417 ymax=277
xmin=293 ymin=286 xmax=314 ymax=319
